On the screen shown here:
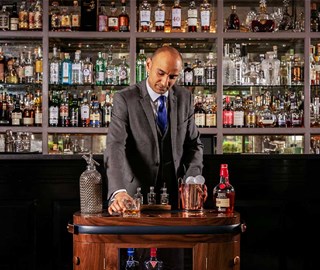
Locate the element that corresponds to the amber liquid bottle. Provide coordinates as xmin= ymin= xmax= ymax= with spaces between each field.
xmin=213 ymin=164 xmax=235 ymax=213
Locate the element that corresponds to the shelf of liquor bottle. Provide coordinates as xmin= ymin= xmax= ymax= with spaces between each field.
xmin=48 ymin=31 xmax=131 ymax=39
xmin=0 ymin=126 xmax=43 ymax=133
xmin=220 ymin=127 xmax=306 ymax=134
xmin=0 ymin=31 xmax=43 ymax=38
xmin=47 ymin=127 xmax=108 ymax=133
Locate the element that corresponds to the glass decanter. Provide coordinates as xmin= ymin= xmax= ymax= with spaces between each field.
xmin=251 ymin=0 xmax=275 ymax=32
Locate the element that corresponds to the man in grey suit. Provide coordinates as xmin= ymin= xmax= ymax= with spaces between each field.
xmin=105 ymin=46 xmax=204 ymax=215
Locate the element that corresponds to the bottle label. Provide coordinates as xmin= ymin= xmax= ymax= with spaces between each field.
xmin=216 ymin=196 xmax=230 ymax=208
xmin=201 ymin=11 xmax=210 ymax=27
xmin=155 ymin=10 xmax=165 ymax=26
xmin=172 ymin=9 xmax=181 ymax=28
xmin=140 ymin=10 xmax=151 ymax=26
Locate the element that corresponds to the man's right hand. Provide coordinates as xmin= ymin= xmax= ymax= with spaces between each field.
xmin=108 ymin=192 xmax=133 ymax=215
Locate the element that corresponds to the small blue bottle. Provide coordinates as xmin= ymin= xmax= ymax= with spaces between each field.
xmin=125 ymin=248 xmax=140 ymax=270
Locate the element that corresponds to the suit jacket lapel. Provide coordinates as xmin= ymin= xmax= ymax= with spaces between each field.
xmin=169 ymin=89 xmax=177 ymax=157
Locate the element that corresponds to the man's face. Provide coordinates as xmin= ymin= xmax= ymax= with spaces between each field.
xmin=146 ymin=51 xmax=182 ymax=95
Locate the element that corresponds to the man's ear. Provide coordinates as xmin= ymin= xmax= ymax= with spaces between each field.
xmin=146 ymin=57 xmax=152 ymax=73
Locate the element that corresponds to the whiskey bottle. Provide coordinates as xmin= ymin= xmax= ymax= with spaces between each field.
xmin=225 ymin=5 xmax=240 ymax=32
xmin=59 ymin=93 xmax=69 ymax=127
xmin=49 ymin=1 xmax=61 ymax=31
xmin=80 ymin=93 xmax=90 ymax=127
xmin=18 ymin=1 xmax=29 ymax=30
xmin=5 ymin=58 xmax=18 ymax=84
xmin=183 ymin=62 xmax=193 ymax=86
xmin=22 ymin=97 xmax=35 ymax=126
xmin=125 ymin=248 xmax=140 ymax=270
xmin=154 ymin=0 xmax=165 ymax=32
xmin=194 ymin=97 xmax=206 ymax=128
xmin=0 ymin=46 xmax=4 ymax=83
xmin=118 ymin=0 xmax=129 ymax=32
xmin=34 ymin=89 xmax=42 ymax=126
xmin=139 ymin=0 xmax=151 ymax=32
xmin=310 ymin=3 xmax=319 ymax=32
xmin=251 ymin=0 xmax=275 ymax=32
xmin=200 ymin=0 xmax=211 ymax=32
xmin=81 ymin=0 xmax=97 ymax=31
xmin=205 ymin=96 xmax=217 ymax=127
xmin=98 ymin=6 xmax=108 ymax=32
xmin=108 ymin=1 xmax=119 ymax=32
xmin=171 ymin=0 xmax=182 ymax=32
xmin=213 ymin=164 xmax=235 ymax=213
xmin=60 ymin=7 xmax=71 ymax=31
xmin=9 ymin=2 xmax=19 ymax=31
xmin=11 ymin=96 xmax=23 ymax=126
xmin=33 ymin=0 xmax=42 ymax=31
xmin=89 ymin=100 xmax=102 ymax=128
xmin=34 ymin=46 xmax=43 ymax=84
xmin=187 ymin=1 xmax=198 ymax=32
xmin=232 ymin=95 xmax=244 ymax=128
xmin=144 ymin=248 xmax=163 ymax=270
xmin=71 ymin=0 xmax=81 ymax=31
xmin=28 ymin=0 xmax=36 ymax=31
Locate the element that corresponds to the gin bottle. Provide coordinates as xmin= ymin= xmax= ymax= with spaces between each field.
xmin=125 ymin=248 xmax=140 ymax=270
xmin=105 ymin=50 xmax=116 ymax=85
xmin=72 ymin=50 xmax=83 ymax=85
xmin=118 ymin=56 xmax=130 ymax=85
xmin=82 ymin=57 xmax=94 ymax=85
xmin=205 ymin=52 xmax=217 ymax=85
xmin=144 ymin=248 xmax=163 ymax=270
xmin=95 ymin=51 xmax=105 ymax=85
xmin=213 ymin=164 xmax=235 ymax=213
xmin=61 ymin=53 xmax=72 ymax=85
xmin=136 ymin=49 xmax=147 ymax=83
xmin=50 ymin=45 xmax=61 ymax=85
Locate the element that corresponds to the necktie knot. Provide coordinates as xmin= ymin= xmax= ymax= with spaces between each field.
xmin=157 ymin=95 xmax=167 ymax=134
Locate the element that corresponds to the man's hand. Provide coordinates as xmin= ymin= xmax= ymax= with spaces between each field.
xmin=108 ymin=192 xmax=133 ymax=215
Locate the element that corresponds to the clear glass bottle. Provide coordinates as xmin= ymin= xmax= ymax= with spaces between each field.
xmin=61 ymin=52 xmax=72 ymax=85
xmin=154 ymin=0 xmax=165 ymax=32
xmin=225 ymin=5 xmax=240 ymax=32
xmin=184 ymin=62 xmax=193 ymax=86
xmin=119 ymin=0 xmax=129 ymax=32
xmin=213 ymin=164 xmax=235 ymax=213
xmin=72 ymin=50 xmax=83 ymax=85
xmin=105 ymin=50 xmax=116 ymax=85
xmin=147 ymin=186 xmax=156 ymax=205
xmin=222 ymin=43 xmax=236 ymax=85
xmin=125 ymin=248 xmax=140 ymax=270
xmin=200 ymin=0 xmax=211 ymax=32
xmin=193 ymin=59 xmax=205 ymax=85
xmin=144 ymin=248 xmax=163 ymax=270
xmin=134 ymin=187 xmax=144 ymax=206
xmin=187 ymin=1 xmax=198 ymax=32
xmin=278 ymin=0 xmax=293 ymax=31
xmin=136 ymin=49 xmax=147 ymax=83
xmin=49 ymin=90 xmax=60 ymax=127
xmin=24 ymin=50 xmax=34 ymax=83
xmin=205 ymin=52 xmax=217 ymax=85
xmin=139 ymin=0 xmax=151 ymax=32
xmin=50 ymin=45 xmax=61 ymax=84
xmin=205 ymin=95 xmax=217 ymax=127
xmin=34 ymin=46 xmax=43 ymax=84
xmin=160 ymin=184 xmax=169 ymax=205
xmin=171 ymin=0 xmax=181 ymax=32
xmin=118 ymin=56 xmax=130 ymax=85
xmin=233 ymin=95 xmax=244 ymax=128
xmin=82 ymin=57 xmax=94 ymax=85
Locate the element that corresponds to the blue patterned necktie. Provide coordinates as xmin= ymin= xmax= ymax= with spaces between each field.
xmin=157 ymin=95 xmax=167 ymax=134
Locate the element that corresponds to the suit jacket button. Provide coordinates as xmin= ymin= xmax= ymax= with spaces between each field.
xmin=155 ymin=162 xmax=160 ymax=166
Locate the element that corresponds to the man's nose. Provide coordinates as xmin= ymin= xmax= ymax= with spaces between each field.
xmin=160 ymin=75 xmax=170 ymax=86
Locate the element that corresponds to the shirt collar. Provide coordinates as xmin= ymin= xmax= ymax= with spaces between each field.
xmin=146 ymin=79 xmax=169 ymax=102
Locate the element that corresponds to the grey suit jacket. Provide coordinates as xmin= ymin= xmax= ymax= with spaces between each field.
xmin=104 ymin=80 xmax=204 ymax=200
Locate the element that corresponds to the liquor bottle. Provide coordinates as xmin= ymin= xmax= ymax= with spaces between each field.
xmin=278 ymin=0 xmax=293 ymax=31
xmin=213 ymin=164 xmax=235 ymax=213
xmin=81 ymin=0 xmax=97 ymax=31
xmin=184 ymin=62 xmax=193 ymax=86
xmin=34 ymin=46 xmax=43 ymax=83
xmin=90 ymin=99 xmax=102 ymax=128
xmin=244 ymin=99 xmax=256 ymax=127
xmin=82 ymin=57 xmax=94 ymax=85
xmin=69 ymin=93 xmax=79 ymax=127
xmin=205 ymin=95 xmax=217 ymax=127
xmin=22 ymin=97 xmax=35 ymax=126
xmin=251 ymin=0 xmax=275 ymax=32
xmin=50 ymin=45 xmax=61 ymax=84
xmin=144 ymin=248 xmax=163 ymax=270
xmin=222 ymin=43 xmax=236 ymax=85
xmin=105 ymin=50 xmax=116 ymax=85
xmin=33 ymin=0 xmax=42 ymax=31
xmin=9 ymin=2 xmax=19 ymax=31
xmin=119 ymin=0 xmax=129 ymax=32
xmin=0 ymin=5 xmax=10 ymax=31
xmin=187 ymin=1 xmax=198 ymax=32
xmin=34 ymin=89 xmax=42 ymax=126
xmin=103 ymin=98 xmax=112 ymax=127
xmin=200 ymin=0 xmax=211 ymax=32
xmin=134 ymin=187 xmax=144 ymax=205
xmin=0 ymin=46 xmax=4 ymax=83
xmin=160 ymin=184 xmax=169 ymax=205
xmin=232 ymin=95 xmax=244 ymax=128
xmin=72 ymin=50 xmax=83 ymax=85
xmin=225 ymin=5 xmax=240 ymax=32
xmin=49 ymin=1 xmax=61 ymax=31
xmin=11 ymin=96 xmax=23 ymax=126
xmin=223 ymin=96 xmax=234 ymax=128
xmin=80 ymin=93 xmax=90 ymax=127
xmin=49 ymin=90 xmax=60 ymax=127
xmin=108 ymin=1 xmax=119 ymax=32
xmin=24 ymin=50 xmax=34 ymax=83
xmin=194 ymin=97 xmax=206 ymax=127
xmin=98 ymin=5 xmax=108 ymax=32
xmin=16 ymin=51 xmax=26 ymax=83
xmin=310 ymin=3 xmax=319 ymax=32
xmin=5 ymin=58 xmax=18 ymax=84
xmin=147 ymin=186 xmax=156 ymax=205
xmin=118 ymin=56 xmax=130 ymax=85
xmin=139 ymin=0 xmax=151 ymax=32
xmin=193 ymin=59 xmax=205 ymax=85
xmin=71 ymin=0 xmax=81 ymax=31
xmin=154 ymin=0 xmax=165 ymax=32
xmin=205 ymin=52 xmax=217 ymax=85
xmin=0 ymin=92 xmax=10 ymax=125
xmin=61 ymin=53 xmax=72 ymax=85
xmin=124 ymin=248 xmax=140 ymax=270
xmin=136 ymin=49 xmax=147 ymax=83
xmin=275 ymin=100 xmax=288 ymax=127
xmin=95 ymin=51 xmax=105 ymax=85
xmin=171 ymin=0 xmax=181 ymax=32
xmin=60 ymin=7 xmax=71 ymax=31
xmin=28 ymin=0 xmax=36 ymax=31
xmin=18 ymin=1 xmax=29 ymax=30
xmin=59 ymin=93 xmax=69 ymax=127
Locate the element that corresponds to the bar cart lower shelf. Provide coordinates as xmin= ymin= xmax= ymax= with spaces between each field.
xmin=68 ymin=210 xmax=243 ymax=270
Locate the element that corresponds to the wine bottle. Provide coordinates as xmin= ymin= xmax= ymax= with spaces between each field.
xmin=213 ymin=164 xmax=235 ymax=213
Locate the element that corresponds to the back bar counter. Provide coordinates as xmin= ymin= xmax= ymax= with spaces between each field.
xmin=0 ymin=154 xmax=319 ymax=270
